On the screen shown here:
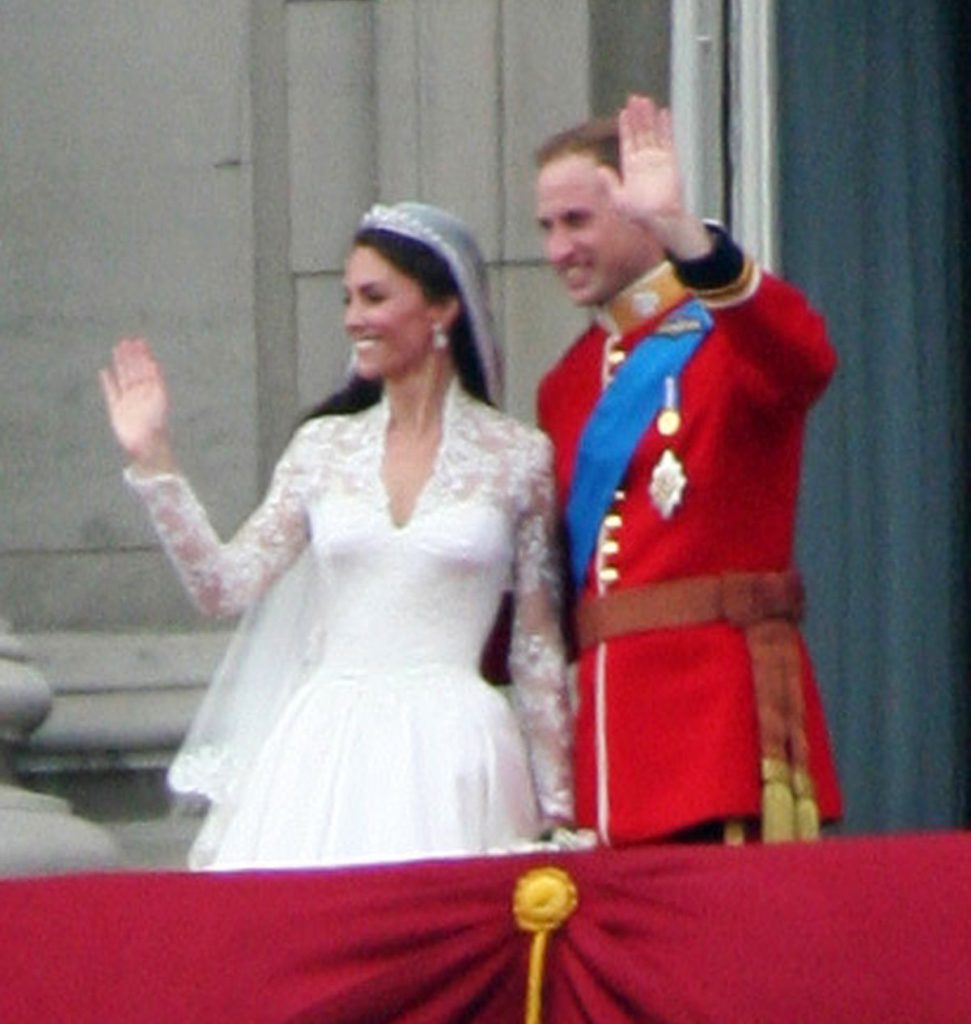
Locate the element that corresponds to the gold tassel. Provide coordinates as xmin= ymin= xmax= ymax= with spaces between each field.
xmin=761 ymin=757 xmax=796 ymax=843
xmin=513 ymin=866 xmax=578 ymax=1024
xmin=792 ymin=768 xmax=821 ymax=841
xmin=723 ymin=819 xmax=747 ymax=846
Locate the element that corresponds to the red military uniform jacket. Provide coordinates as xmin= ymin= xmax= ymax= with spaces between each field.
xmin=537 ymin=244 xmax=842 ymax=844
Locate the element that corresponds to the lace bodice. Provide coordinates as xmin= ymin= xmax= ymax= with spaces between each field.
xmin=128 ymin=385 xmax=573 ymax=823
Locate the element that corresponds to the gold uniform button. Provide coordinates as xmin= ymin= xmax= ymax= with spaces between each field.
xmin=607 ymin=349 xmax=626 ymax=365
xmin=603 ymin=513 xmax=623 ymax=529
xmin=599 ymin=566 xmax=620 ymax=584
xmin=613 ymin=489 xmax=626 ymax=501
xmin=600 ymin=539 xmax=620 ymax=556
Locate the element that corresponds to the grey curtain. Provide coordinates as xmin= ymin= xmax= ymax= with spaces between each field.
xmin=777 ymin=1 xmax=968 ymax=833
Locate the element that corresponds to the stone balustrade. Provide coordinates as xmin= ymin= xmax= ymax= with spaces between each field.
xmin=0 ymin=619 xmax=121 ymax=876
xmin=13 ymin=629 xmax=232 ymax=871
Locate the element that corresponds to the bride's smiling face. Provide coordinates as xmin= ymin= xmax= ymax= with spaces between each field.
xmin=343 ymin=245 xmax=450 ymax=383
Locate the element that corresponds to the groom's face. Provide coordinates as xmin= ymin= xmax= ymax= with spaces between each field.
xmin=535 ymin=152 xmax=654 ymax=308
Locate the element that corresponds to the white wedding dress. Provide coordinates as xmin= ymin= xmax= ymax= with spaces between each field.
xmin=128 ymin=384 xmax=573 ymax=869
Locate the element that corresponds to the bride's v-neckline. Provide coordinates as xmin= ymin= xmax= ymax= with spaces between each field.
xmin=376 ymin=385 xmax=454 ymax=531
xmin=380 ymin=433 xmax=441 ymax=530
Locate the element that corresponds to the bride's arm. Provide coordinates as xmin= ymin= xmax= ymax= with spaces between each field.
xmin=101 ymin=338 xmax=312 ymax=616
xmin=508 ymin=431 xmax=575 ymax=829
xmin=125 ymin=444 xmax=312 ymax=618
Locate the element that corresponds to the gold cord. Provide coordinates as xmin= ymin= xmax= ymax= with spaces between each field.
xmin=512 ymin=866 xmax=578 ymax=1024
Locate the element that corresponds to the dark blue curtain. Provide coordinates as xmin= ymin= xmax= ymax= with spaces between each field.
xmin=776 ymin=1 xmax=969 ymax=832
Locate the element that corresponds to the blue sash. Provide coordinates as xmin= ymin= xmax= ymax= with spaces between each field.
xmin=565 ymin=298 xmax=713 ymax=589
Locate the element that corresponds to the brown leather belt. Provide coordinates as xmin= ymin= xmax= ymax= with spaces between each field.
xmin=575 ymin=570 xmax=820 ymax=843
xmin=575 ymin=570 xmax=805 ymax=650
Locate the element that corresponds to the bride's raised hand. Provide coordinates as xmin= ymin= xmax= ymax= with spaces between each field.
xmin=99 ymin=337 xmax=176 ymax=472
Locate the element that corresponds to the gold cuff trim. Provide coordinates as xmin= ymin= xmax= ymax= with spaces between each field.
xmin=692 ymin=257 xmax=760 ymax=308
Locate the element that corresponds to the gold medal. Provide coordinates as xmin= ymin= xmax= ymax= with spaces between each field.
xmin=657 ymin=408 xmax=681 ymax=436
xmin=656 ymin=374 xmax=682 ymax=437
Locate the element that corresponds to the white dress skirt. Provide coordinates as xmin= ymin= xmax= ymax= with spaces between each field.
xmin=207 ymin=663 xmax=540 ymax=869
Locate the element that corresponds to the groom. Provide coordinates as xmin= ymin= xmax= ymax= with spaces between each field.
xmin=533 ymin=94 xmax=842 ymax=846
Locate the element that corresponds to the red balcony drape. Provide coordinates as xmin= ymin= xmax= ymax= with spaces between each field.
xmin=1 ymin=831 xmax=968 ymax=1023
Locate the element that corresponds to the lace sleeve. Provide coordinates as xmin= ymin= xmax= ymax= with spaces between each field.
xmin=125 ymin=428 xmax=316 ymax=618
xmin=508 ymin=430 xmax=575 ymax=827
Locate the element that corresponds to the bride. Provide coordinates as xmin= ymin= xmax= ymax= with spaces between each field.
xmin=100 ymin=201 xmax=574 ymax=869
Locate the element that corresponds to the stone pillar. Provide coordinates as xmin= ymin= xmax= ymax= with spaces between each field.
xmin=0 ymin=619 xmax=120 ymax=876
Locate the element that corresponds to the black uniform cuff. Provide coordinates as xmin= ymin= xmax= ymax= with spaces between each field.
xmin=669 ymin=222 xmax=746 ymax=292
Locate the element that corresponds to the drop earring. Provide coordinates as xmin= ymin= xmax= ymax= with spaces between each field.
xmin=432 ymin=323 xmax=449 ymax=351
